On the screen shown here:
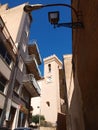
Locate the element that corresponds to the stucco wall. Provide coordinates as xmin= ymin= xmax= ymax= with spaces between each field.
xmin=63 ymin=54 xmax=85 ymax=130
xmin=40 ymin=55 xmax=62 ymax=125
xmin=0 ymin=4 xmax=26 ymax=43
xmin=72 ymin=0 xmax=98 ymax=129
xmin=40 ymin=127 xmax=56 ymax=130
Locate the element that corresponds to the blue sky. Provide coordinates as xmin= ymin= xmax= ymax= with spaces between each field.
xmin=1 ymin=0 xmax=72 ymax=75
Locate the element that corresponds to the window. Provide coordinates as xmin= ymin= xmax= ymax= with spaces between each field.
xmin=0 ymin=73 xmax=7 ymax=92
xmin=0 ymin=41 xmax=12 ymax=65
xmin=22 ymin=43 xmax=26 ymax=52
xmin=18 ymin=111 xmax=26 ymax=127
xmin=15 ymin=42 xmax=19 ymax=48
xmin=46 ymin=101 xmax=50 ymax=107
xmin=27 ymin=15 xmax=31 ymax=28
xmin=18 ymin=56 xmax=24 ymax=71
xmin=25 ymin=25 xmax=29 ymax=37
xmin=48 ymin=64 xmax=51 ymax=72
xmin=14 ymin=80 xmax=20 ymax=94
xmin=21 ymin=87 xmax=30 ymax=103
xmin=0 ymin=109 xmax=2 ymax=117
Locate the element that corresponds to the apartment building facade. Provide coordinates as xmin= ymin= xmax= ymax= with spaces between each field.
xmin=0 ymin=3 xmax=42 ymax=129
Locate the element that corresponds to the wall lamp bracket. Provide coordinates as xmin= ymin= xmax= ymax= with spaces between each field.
xmin=53 ymin=22 xmax=83 ymax=29
xmin=24 ymin=3 xmax=84 ymax=29
xmin=48 ymin=11 xmax=83 ymax=29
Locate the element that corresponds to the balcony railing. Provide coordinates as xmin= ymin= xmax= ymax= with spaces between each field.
xmin=28 ymin=41 xmax=42 ymax=65
xmin=25 ymin=54 xmax=41 ymax=80
xmin=23 ymin=74 xmax=41 ymax=96
xmin=29 ymin=74 xmax=41 ymax=94
xmin=0 ymin=16 xmax=17 ymax=60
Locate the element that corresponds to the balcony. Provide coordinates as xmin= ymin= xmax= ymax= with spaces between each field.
xmin=0 ymin=16 xmax=17 ymax=61
xmin=28 ymin=42 xmax=42 ymax=65
xmin=23 ymin=74 xmax=41 ymax=97
xmin=25 ymin=54 xmax=41 ymax=80
xmin=0 ymin=56 xmax=11 ymax=80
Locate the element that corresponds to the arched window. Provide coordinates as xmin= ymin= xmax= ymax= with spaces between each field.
xmin=48 ymin=64 xmax=51 ymax=72
xmin=46 ymin=101 xmax=50 ymax=107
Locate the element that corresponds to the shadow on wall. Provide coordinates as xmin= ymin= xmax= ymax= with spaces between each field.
xmin=57 ymin=113 xmax=66 ymax=130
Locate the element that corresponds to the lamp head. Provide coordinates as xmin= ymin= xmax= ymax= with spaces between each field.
xmin=48 ymin=11 xmax=59 ymax=25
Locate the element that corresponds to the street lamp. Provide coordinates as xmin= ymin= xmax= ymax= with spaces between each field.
xmin=37 ymin=106 xmax=40 ymax=129
xmin=48 ymin=11 xmax=59 ymax=25
xmin=24 ymin=3 xmax=83 ymax=28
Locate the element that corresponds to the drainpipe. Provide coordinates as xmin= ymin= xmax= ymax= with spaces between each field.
xmin=0 ymin=55 xmax=18 ymax=128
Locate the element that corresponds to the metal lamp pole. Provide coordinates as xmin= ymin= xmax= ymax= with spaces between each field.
xmin=24 ymin=3 xmax=83 ymax=28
